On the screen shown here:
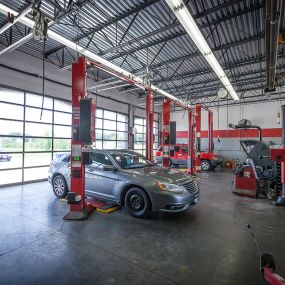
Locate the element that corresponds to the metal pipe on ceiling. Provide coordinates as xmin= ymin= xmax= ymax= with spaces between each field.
xmin=0 ymin=33 xmax=33 ymax=56
xmin=97 ymin=83 xmax=131 ymax=92
xmin=88 ymin=79 xmax=123 ymax=90
xmin=265 ymin=0 xmax=283 ymax=92
xmin=0 ymin=3 xmax=33 ymax=35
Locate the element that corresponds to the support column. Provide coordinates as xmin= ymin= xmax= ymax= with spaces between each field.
xmin=208 ymin=110 xmax=214 ymax=153
xmin=162 ymin=99 xmax=171 ymax=167
xmin=195 ymin=104 xmax=202 ymax=173
xmin=188 ymin=110 xmax=195 ymax=174
xmin=66 ymin=57 xmax=87 ymax=218
xmin=146 ymin=90 xmax=154 ymax=161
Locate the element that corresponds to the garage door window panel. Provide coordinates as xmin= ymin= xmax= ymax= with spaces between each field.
xmin=103 ymin=141 xmax=116 ymax=149
xmin=0 ymin=88 xmax=24 ymax=104
xmin=25 ymin=138 xmax=52 ymax=152
xmin=25 ymin=107 xmax=53 ymax=124
xmin=117 ymin=131 xmax=127 ymax=141
xmin=54 ymin=125 xmax=71 ymax=138
xmin=54 ymin=139 xmax=71 ymax=151
xmin=54 ymin=111 xmax=72 ymax=125
xmin=24 ymin=166 xmax=49 ymax=182
xmin=54 ymin=100 xmax=71 ymax=113
xmin=25 ymin=122 xmax=52 ymax=137
xmin=104 ymin=120 xmax=116 ymax=131
xmin=0 ymin=169 xmax=22 ymax=185
xmin=104 ymin=110 xmax=116 ymax=120
xmin=0 ymin=153 xmax=22 ymax=169
xmin=24 ymin=152 xmax=52 ymax=167
xmin=26 ymin=93 xmax=53 ymax=109
xmin=0 ymin=102 xmax=23 ymax=120
xmin=0 ymin=137 xmax=23 ymax=152
xmin=0 ymin=120 xmax=23 ymax=136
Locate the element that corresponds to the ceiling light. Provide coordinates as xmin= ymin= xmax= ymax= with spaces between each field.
xmin=165 ymin=0 xmax=239 ymax=100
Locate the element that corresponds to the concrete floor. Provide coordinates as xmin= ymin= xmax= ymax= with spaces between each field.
xmin=0 ymin=169 xmax=285 ymax=285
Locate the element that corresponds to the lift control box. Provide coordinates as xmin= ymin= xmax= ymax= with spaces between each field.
xmin=79 ymin=98 xmax=96 ymax=143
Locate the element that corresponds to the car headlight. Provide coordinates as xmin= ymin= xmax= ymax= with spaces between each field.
xmin=156 ymin=182 xmax=185 ymax=193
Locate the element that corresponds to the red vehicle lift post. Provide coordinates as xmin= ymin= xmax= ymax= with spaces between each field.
xmin=208 ymin=110 xmax=214 ymax=154
xmin=195 ymin=104 xmax=202 ymax=173
xmin=188 ymin=109 xmax=195 ymax=174
xmin=162 ymin=99 xmax=171 ymax=167
xmin=146 ymin=90 xmax=154 ymax=161
xmin=64 ymin=57 xmax=96 ymax=220
xmin=194 ymin=104 xmax=214 ymax=172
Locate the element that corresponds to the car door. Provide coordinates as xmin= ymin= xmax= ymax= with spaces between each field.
xmin=181 ymin=145 xmax=188 ymax=161
xmin=85 ymin=151 xmax=119 ymax=201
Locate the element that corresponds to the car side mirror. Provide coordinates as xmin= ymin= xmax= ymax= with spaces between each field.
xmin=103 ymin=165 xmax=116 ymax=171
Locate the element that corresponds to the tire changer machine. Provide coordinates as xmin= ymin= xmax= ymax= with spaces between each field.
xmin=229 ymin=119 xmax=281 ymax=200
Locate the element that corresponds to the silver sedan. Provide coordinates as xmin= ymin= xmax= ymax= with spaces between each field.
xmin=48 ymin=149 xmax=199 ymax=218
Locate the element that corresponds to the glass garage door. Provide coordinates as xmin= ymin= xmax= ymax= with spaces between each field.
xmin=0 ymin=87 xmax=130 ymax=187
xmin=134 ymin=117 xmax=159 ymax=156
xmin=0 ymin=88 xmax=72 ymax=186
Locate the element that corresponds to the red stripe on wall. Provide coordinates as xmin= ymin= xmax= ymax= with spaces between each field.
xmin=176 ymin=128 xmax=282 ymax=139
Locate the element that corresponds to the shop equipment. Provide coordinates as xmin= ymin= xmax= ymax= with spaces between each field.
xmin=230 ymin=120 xmax=280 ymax=198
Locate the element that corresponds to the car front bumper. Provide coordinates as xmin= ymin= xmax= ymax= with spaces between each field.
xmin=151 ymin=188 xmax=199 ymax=213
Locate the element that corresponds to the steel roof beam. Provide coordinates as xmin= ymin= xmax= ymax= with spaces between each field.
xmin=106 ymin=2 xmax=264 ymax=60
xmin=45 ymin=0 xmax=160 ymax=57
xmin=133 ymin=33 xmax=264 ymax=73
xmin=152 ymin=56 xmax=269 ymax=84
xmin=160 ymin=69 xmax=268 ymax=92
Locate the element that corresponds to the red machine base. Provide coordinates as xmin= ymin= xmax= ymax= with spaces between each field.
xmin=233 ymin=166 xmax=257 ymax=198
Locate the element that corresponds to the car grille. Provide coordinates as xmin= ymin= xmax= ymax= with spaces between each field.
xmin=182 ymin=180 xmax=198 ymax=194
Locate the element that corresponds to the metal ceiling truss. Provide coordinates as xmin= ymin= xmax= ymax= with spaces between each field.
xmin=0 ymin=0 xmax=282 ymax=106
xmin=44 ymin=0 xmax=160 ymax=57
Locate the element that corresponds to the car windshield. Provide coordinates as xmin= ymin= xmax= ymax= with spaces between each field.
xmin=110 ymin=151 xmax=154 ymax=169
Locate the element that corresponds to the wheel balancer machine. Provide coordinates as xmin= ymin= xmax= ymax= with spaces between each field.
xmin=229 ymin=120 xmax=280 ymax=198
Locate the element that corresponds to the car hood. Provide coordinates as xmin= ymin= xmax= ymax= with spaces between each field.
xmin=123 ymin=166 xmax=190 ymax=185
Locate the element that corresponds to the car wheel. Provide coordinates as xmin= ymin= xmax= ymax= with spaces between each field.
xmin=125 ymin=188 xmax=151 ymax=218
xmin=201 ymin=160 xmax=212 ymax=171
xmin=53 ymin=175 xmax=68 ymax=198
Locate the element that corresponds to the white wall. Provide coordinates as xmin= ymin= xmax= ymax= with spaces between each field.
xmin=171 ymin=101 xmax=284 ymax=161
xmin=0 ymin=46 xmax=140 ymax=115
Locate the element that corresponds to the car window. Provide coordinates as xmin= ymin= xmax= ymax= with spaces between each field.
xmin=110 ymin=151 xmax=153 ymax=169
xmin=62 ymin=155 xmax=70 ymax=162
xmin=174 ymin=146 xmax=180 ymax=152
xmin=182 ymin=146 xmax=188 ymax=153
xmin=93 ymin=152 xmax=113 ymax=169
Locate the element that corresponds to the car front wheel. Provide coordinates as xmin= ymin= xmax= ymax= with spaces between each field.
xmin=125 ymin=188 xmax=151 ymax=218
xmin=201 ymin=160 xmax=212 ymax=171
xmin=53 ymin=175 xmax=68 ymax=198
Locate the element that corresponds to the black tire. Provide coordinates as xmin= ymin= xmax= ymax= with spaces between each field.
xmin=52 ymin=175 xmax=68 ymax=198
xmin=201 ymin=160 xmax=212 ymax=171
xmin=125 ymin=187 xmax=151 ymax=218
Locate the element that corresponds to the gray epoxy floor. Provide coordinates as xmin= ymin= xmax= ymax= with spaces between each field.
xmin=1 ymin=169 xmax=285 ymax=285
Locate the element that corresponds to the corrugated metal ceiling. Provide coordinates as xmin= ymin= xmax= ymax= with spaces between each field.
xmin=0 ymin=0 xmax=284 ymax=105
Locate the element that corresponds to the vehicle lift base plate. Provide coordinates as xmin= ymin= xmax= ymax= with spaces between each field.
xmin=63 ymin=208 xmax=91 ymax=220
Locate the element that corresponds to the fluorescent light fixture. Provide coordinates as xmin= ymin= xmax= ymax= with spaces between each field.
xmin=0 ymin=4 xmax=190 ymax=108
xmin=165 ymin=0 xmax=239 ymax=100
